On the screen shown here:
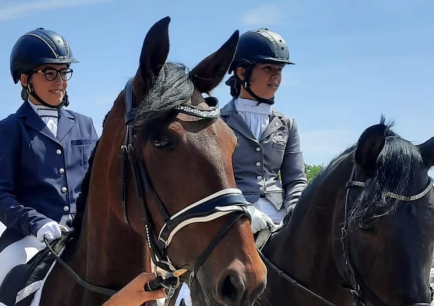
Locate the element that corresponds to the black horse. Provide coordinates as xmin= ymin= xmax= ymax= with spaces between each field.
xmin=259 ymin=119 xmax=434 ymax=306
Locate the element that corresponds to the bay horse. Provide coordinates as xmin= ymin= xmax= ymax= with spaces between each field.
xmin=259 ymin=119 xmax=434 ymax=306
xmin=38 ymin=17 xmax=266 ymax=306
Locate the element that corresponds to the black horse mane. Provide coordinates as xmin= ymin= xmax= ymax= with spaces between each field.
xmin=291 ymin=118 xmax=423 ymax=228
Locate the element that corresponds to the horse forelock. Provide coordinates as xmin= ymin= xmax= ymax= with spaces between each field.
xmin=133 ymin=62 xmax=194 ymax=144
xmin=348 ymin=130 xmax=425 ymax=227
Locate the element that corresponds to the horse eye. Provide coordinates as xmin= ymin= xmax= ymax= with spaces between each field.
xmin=359 ymin=224 xmax=373 ymax=232
xmin=154 ymin=137 xmax=171 ymax=148
xmin=358 ymin=220 xmax=376 ymax=233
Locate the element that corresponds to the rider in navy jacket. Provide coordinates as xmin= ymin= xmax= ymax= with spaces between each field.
xmin=0 ymin=28 xmax=98 ymax=285
xmin=0 ymin=103 xmax=97 ymax=238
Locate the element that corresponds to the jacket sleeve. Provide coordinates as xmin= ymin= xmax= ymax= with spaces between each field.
xmin=0 ymin=118 xmax=51 ymax=236
xmin=280 ymin=118 xmax=308 ymax=211
xmin=90 ymin=118 xmax=99 ymax=140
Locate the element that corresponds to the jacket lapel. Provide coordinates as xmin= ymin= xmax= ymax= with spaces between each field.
xmin=259 ymin=110 xmax=285 ymax=142
xmin=16 ymin=102 xmax=59 ymax=145
xmin=57 ymin=108 xmax=75 ymax=142
xmin=221 ymin=100 xmax=258 ymax=142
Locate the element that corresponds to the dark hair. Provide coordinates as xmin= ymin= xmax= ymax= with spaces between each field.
xmin=21 ymin=87 xmax=29 ymax=101
xmin=225 ymin=64 xmax=254 ymax=98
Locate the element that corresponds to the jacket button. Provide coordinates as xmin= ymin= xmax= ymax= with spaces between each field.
xmin=63 ymin=206 xmax=69 ymax=212
xmin=61 ymin=187 xmax=67 ymax=193
xmin=257 ymin=176 xmax=262 ymax=180
xmin=256 ymin=162 xmax=261 ymax=167
xmin=59 ymin=168 xmax=65 ymax=174
xmin=259 ymin=186 xmax=264 ymax=191
xmin=56 ymin=149 xmax=62 ymax=155
xmin=256 ymin=147 xmax=261 ymax=152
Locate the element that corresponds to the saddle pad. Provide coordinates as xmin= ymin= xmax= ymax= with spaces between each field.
xmin=0 ymin=234 xmax=69 ymax=306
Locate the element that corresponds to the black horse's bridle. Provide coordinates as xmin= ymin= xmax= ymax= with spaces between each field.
xmin=341 ymin=168 xmax=433 ymax=306
xmin=260 ymin=167 xmax=433 ymax=306
xmin=120 ymin=78 xmax=250 ymax=284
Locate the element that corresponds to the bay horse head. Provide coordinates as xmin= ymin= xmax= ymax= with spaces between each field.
xmin=84 ymin=17 xmax=266 ymax=306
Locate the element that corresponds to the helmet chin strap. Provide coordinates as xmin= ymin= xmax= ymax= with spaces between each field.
xmin=242 ymin=81 xmax=275 ymax=105
xmin=27 ymin=83 xmax=69 ymax=109
xmin=234 ymin=64 xmax=275 ymax=105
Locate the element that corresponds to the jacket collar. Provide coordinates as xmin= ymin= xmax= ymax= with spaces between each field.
xmin=221 ymin=99 xmax=257 ymax=142
xmin=16 ymin=102 xmax=76 ymax=144
xmin=221 ymin=99 xmax=286 ymax=142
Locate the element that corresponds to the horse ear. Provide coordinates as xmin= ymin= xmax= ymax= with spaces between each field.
xmin=355 ymin=124 xmax=387 ymax=177
xmin=135 ymin=16 xmax=171 ymax=96
xmin=418 ymin=137 xmax=434 ymax=169
xmin=190 ymin=30 xmax=239 ymax=94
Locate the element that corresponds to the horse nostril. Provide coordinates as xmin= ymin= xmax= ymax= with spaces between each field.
xmin=219 ymin=272 xmax=245 ymax=304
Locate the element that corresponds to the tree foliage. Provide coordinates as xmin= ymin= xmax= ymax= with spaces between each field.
xmin=305 ymin=164 xmax=324 ymax=183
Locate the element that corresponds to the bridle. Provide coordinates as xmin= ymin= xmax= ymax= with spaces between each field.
xmin=120 ymin=78 xmax=251 ymax=284
xmin=44 ymin=78 xmax=251 ymax=300
xmin=340 ymin=167 xmax=433 ymax=306
xmin=259 ymin=166 xmax=433 ymax=306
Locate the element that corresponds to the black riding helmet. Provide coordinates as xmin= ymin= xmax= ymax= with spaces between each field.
xmin=226 ymin=28 xmax=294 ymax=104
xmin=10 ymin=28 xmax=79 ymax=108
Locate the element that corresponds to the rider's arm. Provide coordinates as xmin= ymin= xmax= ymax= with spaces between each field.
xmin=280 ymin=119 xmax=308 ymax=212
xmin=102 ymin=273 xmax=166 ymax=306
xmin=0 ymin=117 xmax=50 ymax=236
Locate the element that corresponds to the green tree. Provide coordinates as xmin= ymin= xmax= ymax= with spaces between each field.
xmin=305 ymin=164 xmax=324 ymax=183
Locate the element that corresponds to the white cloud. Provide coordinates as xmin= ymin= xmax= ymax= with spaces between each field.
xmin=0 ymin=0 xmax=115 ymax=21
xmin=240 ymin=5 xmax=287 ymax=26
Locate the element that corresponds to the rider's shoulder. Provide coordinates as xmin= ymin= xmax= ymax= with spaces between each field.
xmin=220 ymin=99 xmax=236 ymax=115
xmin=62 ymin=109 xmax=94 ymax=125
xmin=271 ymin=108 xmax=295 ymax=129
xmin=0 ymin=113 xmax=20 ymax=129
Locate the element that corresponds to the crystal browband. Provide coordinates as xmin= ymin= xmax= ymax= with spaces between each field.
xmin=175 ymin=104 xmax=220 ymax=119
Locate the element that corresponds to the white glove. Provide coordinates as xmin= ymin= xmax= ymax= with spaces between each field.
xmin=36 ymin=221 xmax=62 ymax=242
xmin=247 ymin=206 xmax=274 ymax=234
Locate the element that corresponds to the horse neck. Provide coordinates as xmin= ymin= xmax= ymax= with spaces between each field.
xmin=72 ymin=99 xmax=151 ymax=287
xmin=265 ymin=154 xmax=353 ymax=294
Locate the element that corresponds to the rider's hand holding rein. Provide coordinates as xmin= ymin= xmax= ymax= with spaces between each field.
xmin=248 ymin=205 xmax=274 ymax=234
xmin=102 ymin=273 xmax=166 ymax=306
xmin=36 ymin=221 xmax=64 ymax=242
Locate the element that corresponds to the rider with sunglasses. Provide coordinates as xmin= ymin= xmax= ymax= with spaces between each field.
xmin=0 ymin=28 xmax=98 ymax=285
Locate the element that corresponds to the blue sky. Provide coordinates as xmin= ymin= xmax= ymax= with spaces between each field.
xmin=0 ymin=0 xmax=433 ymax=166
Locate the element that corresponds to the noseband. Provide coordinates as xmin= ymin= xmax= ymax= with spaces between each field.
xmin=120 ymin=78 xmax=250 ymax=284
xmin=342 ymin=168 xmax=434 ymax=306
